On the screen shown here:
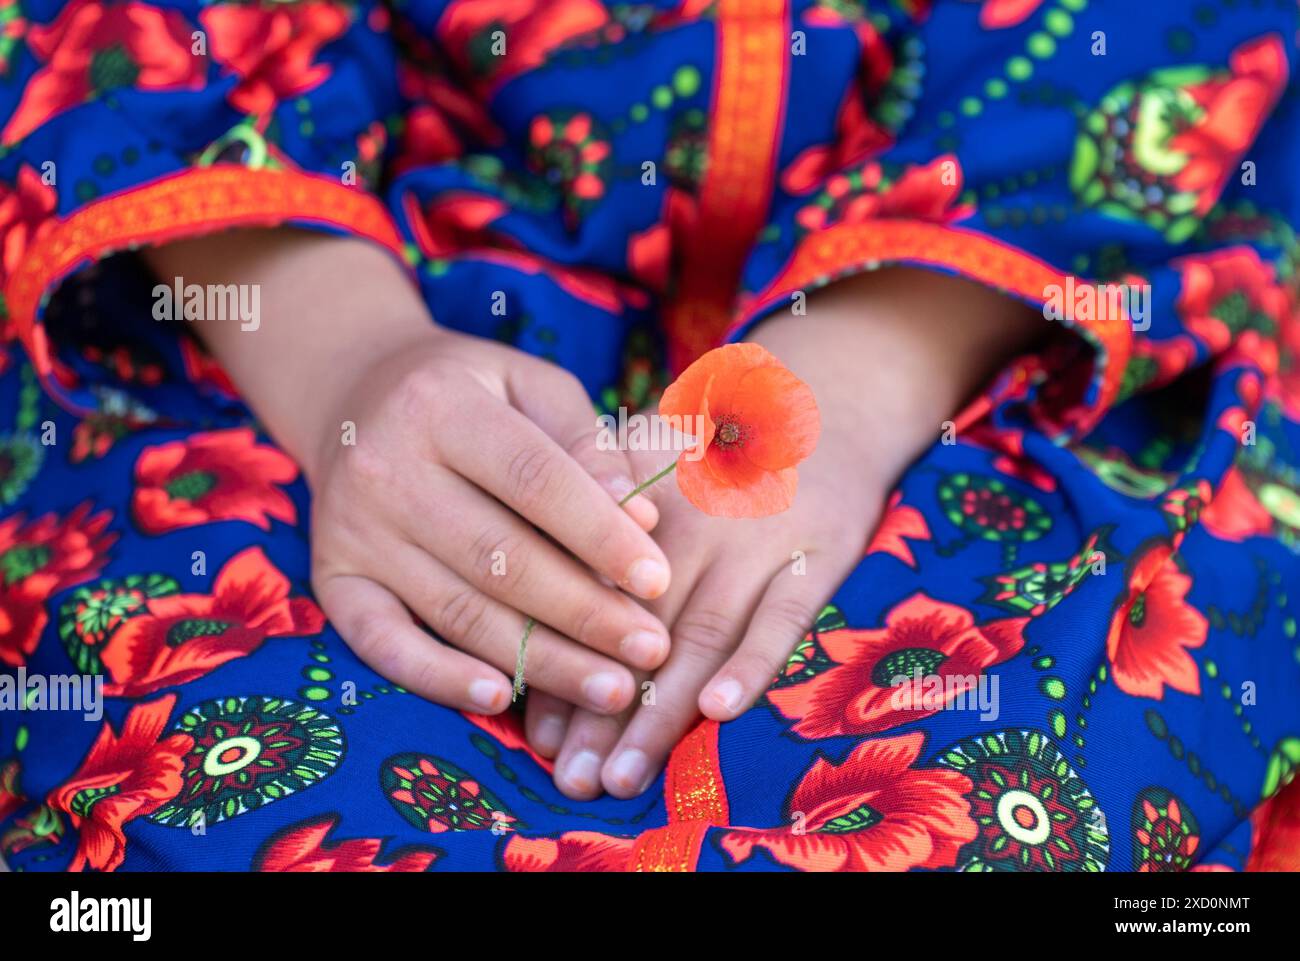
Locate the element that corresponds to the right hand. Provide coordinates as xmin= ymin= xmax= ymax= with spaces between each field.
xmin=305 ymin=324 xmax=673 ymax=716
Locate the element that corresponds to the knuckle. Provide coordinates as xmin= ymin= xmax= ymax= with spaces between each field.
xmin=339 ymin=440 xmax=391 ymax=491
xmin=566 ymin=596 xmax=607 ymax=643
xmin=408 ymin=655 xmax=452 ymax=702
xmin=352 ymin=614 xmax=403 ymax=661
xmin=391 ymin=365 xmax=443 ymax=417
xmin=762 ymin=596 xmax=817 ymax=640
xmin=672 ymin=608 xmax=735 ymax=657
xmin=504 ymin=443 xmax=563 ymax=511
xmin=438 ymin=585 xmax=492 ymax=646
xmin=469 ymin=526 xmax=528 ymax=591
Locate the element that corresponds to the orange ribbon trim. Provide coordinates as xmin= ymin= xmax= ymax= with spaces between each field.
xmin=5 ymin=164 xmax=405 ymax=411
xmin=628 ymin=719 xmax=728 ymax=871
xmin=663 ymin=0 xmax=790 ymax=373
xmin=735 ymin=218 xmax=1134 ymax=437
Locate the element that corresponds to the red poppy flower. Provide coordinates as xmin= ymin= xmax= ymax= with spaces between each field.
xmin=200 ymin=2 xmax=349 ymax=116
xmin=1105 ymin=541 xmax=1208 ymax=699
xmin=768 ymin=593 xmax=1026 ymax=738
xmin=658 ymin=343 xmax=820 ymax=517
xmin=100 ymin=546 xmax=324 ymax=696
xmin=2 ymin=0 xmax=205 ymax=145
xmin=503 ymin=831 xmax=635 ymax=872
xmin=1168 ymin=36 xmax=1287 ymax=217
xmin=131 ymin=428 xmax=298 ymax=534
xmin=0 ymin=503 xmax=116 ymax=667
xmin=437 ymin=0 xmax=607 ymax=93
xmin=721 ymin=733 xmax=977 ymax=871
xmin=0 ymin=165 xmax=57 ymax=280
xmin=47 ymin=694 xmax=193 ymax=872
xmin=865 ymin=490 xmax=931 ymax=567
xmin=254 ymin=814 xmax=439 ymax=872
xmin=1174 ymin=247 xmax=1291 ymax=355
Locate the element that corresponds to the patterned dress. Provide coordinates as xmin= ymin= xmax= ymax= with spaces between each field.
xmin=2 ymin=0 xmax=1300 ymax=872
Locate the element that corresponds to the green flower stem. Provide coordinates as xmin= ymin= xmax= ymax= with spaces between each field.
xmin=619 ymin=460 xmax=678 ymax=505
xmin=513 ymin=459 xmax=679 ymax=700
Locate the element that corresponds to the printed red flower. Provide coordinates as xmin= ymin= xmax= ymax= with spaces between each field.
xmin=721 ymin=733 xmax=977 ymax=871
xmin=0 ymin=503 xmax=116 ymax=667
xmin=404 ymin=191 xmax=647 ymax=313
xmin=1199 ymin=466 xmax=1273 ymax=542
xmin=626 ymin=189 xmax=697 ymax=296
xmin=2 ymin=0 xmax=205 ymax=144
xmin=47 ymin=694 xmax=193 ymax=872
xmin=503 ymin=831 xmax=635 ymax=872
xmin=0 ymin=759 xmax=23 ymax=824
xmin=796 ymin=156 xmax=973 ymax=232
xmin=437 ymin=0 xmax=607 ymax=92
xmin=973 ymin=0 xmax=1044 ymax=29
xmin=1135 ymin=794 xmax=1199 ymax=872
xmin=178 ymin=337 xmax=240 ymax=399
xmin=99 ymin=546 xmax=324 ymax=696
xmin=0 ymin=166 xmax=57 ymax=280
xmin=131 ymin=427 xmax=298 ymax=534
xmin=768 ymin=593 xmax=1026 ymax=738
xmin=201 ymin=2 xmax=349 ymax=116
xmin=781 ymin=22 xmax=894 ymax=194
xmin=1247 ymin=775 xmax=1300 ymax=872
xmin=1168 ymin=36 xmax=1287 ymax=217
xmin=658 ymin=343 xmax=821 ymax=518
xmin=254 ymin=814 xmax=439 ymax=872
xmin=1105 ymin=541 xmax=1207 ymax=699
xmin=463 ymin=710 xmax=554 ymax=773
xmin=1173 ymin=247 xmax=1291 ymax=355
xmin=865 ymin=490 xmax=930 ymax=567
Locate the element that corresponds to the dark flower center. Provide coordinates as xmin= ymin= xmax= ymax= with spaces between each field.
xmin=818 ymin=801 xmax=882 ymax=834
xmin=871 ymin=647 xmax=949 ymax=687
xmin=70 ymin=783 xmax=121 ymax=819
xmin=0 ymin=544 xmax=51 ymax=586
xmin=166 ymin=617 xmax=235 ymax=647
xmin=713 ymin=415 xmax=747 ymax=450
xmin=90 ymin=45 xmax=140 ymax=92
xmin=165 ymin=470 xmax=218 ymax=502
xmin=1128 ymin=593 xmax=1147 ymax=627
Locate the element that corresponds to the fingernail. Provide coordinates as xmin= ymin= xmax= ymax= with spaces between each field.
xmin=533 ymin=715 xmax=567 ymax=756
xmin=620 ymin=629 xmax=668 ymax=668
xmin=562 ymin=749 xmax=602 ymax=793
xmin=625 ymin=558 xmax=669 ymax=598
xmin=582 ymin=672 xmax=626 ymax=711
xmin=469 ymin=679 xmax=507 ymax=712
xmin=608 ymin=749 xmax=650 ymax=794
xmin=708 ymin=678 xmax=745 ymax=716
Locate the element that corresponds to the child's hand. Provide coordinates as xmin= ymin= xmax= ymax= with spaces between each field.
xmin=527 ymin=269 xmax=1043 ymax=799
xmin=307 ymin=324 xmax=678 ymax=715
xmin=144 ymin=230 xmax=674 ymax=718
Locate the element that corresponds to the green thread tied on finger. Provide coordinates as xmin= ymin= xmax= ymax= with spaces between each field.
xmin=511 ymin=462 xmax=679 ymax=701
xmin=512 ymin=617 xmax=536 ymax=702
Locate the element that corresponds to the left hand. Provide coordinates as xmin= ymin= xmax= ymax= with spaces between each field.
xmin=525 ymin=268 xmax=1044 ymax=799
